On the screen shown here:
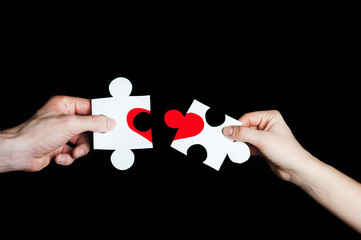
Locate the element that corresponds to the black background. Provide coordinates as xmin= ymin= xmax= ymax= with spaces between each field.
xmin=1 ymin=4 xmax=360 ymax=238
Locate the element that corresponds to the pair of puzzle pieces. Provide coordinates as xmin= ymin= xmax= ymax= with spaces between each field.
xmin=92 ymin=77 xmax=250 ymax=171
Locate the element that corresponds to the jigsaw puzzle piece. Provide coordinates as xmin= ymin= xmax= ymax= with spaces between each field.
xmin=165 ymin=99 xmax=250 ymax=171
xmin=92 ymin=77 xmax=152 ymax=170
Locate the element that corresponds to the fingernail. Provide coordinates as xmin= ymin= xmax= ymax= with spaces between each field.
xmin=77 ymin=149 xmax=85 ymax=158
xmin=223 ymin=126 xmax=233 ymax=136
xmin=57 ymin=156 xmax=65 ymax=164
xmin=107 ymin=117 xmax=117 ymax=130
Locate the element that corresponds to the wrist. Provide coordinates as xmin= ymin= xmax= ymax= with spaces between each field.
xmin=288 ymin=151 xmax=325 ymax=188
xmin=0 ymin=129 xmax=22 ymax=173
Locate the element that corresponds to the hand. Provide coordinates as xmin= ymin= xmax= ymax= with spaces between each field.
xmin=223 ymin=110 xmax=313 ymax=182
xmin=223 ymin=110 xmax=361 ymax=233
xmin=0 ymin=96 xmax=116 ymax=172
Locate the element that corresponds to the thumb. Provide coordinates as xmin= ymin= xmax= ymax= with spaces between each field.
xmin=223 ymin=126 xmax=263 ymax=147
xmin=66 ymin=115 xmax=117 ymax=136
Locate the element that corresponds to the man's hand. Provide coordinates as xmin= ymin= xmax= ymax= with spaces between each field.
xmin=0 ymin=96 xmax=116 ymax=172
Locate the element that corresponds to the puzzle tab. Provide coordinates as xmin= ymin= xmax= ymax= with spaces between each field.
xmin=92 ymin=77 xmax=152 ymax=170
xmin=165 ymin=99 xmax=250 ymax=171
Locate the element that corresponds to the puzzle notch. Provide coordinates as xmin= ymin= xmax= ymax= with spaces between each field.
xmin=168 ymin=99 xmax=250 ymax=171
xmin=92 ymin=77 xmax=152 ymax=170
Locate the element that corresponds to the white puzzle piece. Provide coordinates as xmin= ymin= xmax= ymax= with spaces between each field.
xmin=92 ymin=77 xmax=152 ymax=170
xmin=165 ymin=99 xmax=250 ymax=171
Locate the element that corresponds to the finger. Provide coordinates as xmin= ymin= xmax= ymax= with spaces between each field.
xmin=71 ymin=97 xmax=92 ymax=115
xmin=238 ymin=110 xmax=281 ymax=130
xmin=223 ymin=126 xmax=264 ymax=147
xmin=41 ymin=96 xmax=92 ymax=115
xmin=55 ymin=153 xmax=76 ymax=166
xmin=54 ymin=144 xmax=76 ymax=166
xmin=71 ymin=133 xmax=90 ymax=159
xmin=55 ymin=133 xmax=90 ymax=166
xmin=61 ymin=96 xmax=92 ymax=115
xmin=64 ymin=114 xmax=117 ymax=136
xmin=247 ymin=143 xmax=261 ymax=156
xmin=61 ymin=144 xmax=74 ymax=155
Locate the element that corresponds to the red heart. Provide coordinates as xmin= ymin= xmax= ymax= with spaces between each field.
xmin=164 ymin=110 xmax=204 ymax=140
xmin=127 ymin=108 xmax=152 ymax=142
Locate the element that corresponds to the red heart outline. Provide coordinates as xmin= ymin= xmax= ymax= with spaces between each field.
xmin=127 ymin=108 xmax=152 ymax=142
xmin=164 ymin=109 xmax=204 ymax=140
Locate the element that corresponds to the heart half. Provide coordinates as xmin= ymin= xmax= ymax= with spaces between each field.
xmin=127 ymin=108 xmax=152 ymax=142
xmin=164 ymin=109 xmax=204 ymax=140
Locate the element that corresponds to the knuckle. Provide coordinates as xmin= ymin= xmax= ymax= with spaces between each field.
xmin=25 ymin=157 xmax=50 ymax=172
xmin=48 ymin=95 xmax=67 ymax=106
xmin=233 ymin=126 xmax=247 ymax=140
xmin=90 ymin=115 xmax=103 ymax=124
xmin=270 ymin=110 xmax=281 ymax=117
xmin=270 ymin=109 xmax=280 ymax=114
xmin=54 ymin=114 xmax=79 ymax=135
xmin=90 ymin=115 xmax=108 ymax=130
xmin=49 ymin=95 xmax=62 ymax=102
xmin=269 ymin=109 xmax=285 ymax=123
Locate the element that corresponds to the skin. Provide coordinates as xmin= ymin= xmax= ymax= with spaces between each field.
xmin=0 ymin=96 xmax=116 ymax=172
xmin=223 ymin=110 xmax=361 ymax=234
xmin=0 ymin=97 xmax=360 ymax=233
